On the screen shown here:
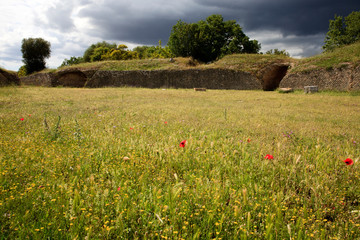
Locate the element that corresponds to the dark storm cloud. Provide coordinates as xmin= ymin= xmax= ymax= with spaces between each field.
xmin=194 ymin=0 xmax=359 ymax=36
xmin=76 ymin=0 xmax=359 ymax=50
xmin=2 ymin=0 xmax=359 ymax=71
xmin=77 ymin=0 xmax=218 ymax=45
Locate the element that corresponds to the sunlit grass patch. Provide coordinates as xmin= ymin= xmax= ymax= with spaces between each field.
xmin=0 ymin=87 xmax=359 ymax=239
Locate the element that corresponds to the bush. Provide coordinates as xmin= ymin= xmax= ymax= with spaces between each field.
xmin=17 ymin=65 xmax=28 ymax=77
xmin=60 ymin=57 xmax=84 ymax=67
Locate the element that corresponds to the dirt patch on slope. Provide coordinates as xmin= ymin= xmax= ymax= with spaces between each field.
xmin=0 ymin=69 xmax=20 ymax=86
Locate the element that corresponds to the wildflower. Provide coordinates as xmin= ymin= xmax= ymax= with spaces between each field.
xmin=247 ymin=138 xmax=251 ymax=143
xmin=343 ymin=158 xmax=354 ymax=165
xmin=20 ymin=118 xmax=24 ymax=121
xmin=117 ymin=187 xmax=121 ymax=191
xmin=130 ymin=127 xmax=134 ymax=130
xmin=264 ymin=154 xmax=274 ymax=160
xmin=179 ymin=140 xmax=186 ymax=148
xmin=164 ymin=121 xmax=168 ymax=124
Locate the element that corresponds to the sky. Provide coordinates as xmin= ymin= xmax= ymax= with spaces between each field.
xmin=0 ymin=0 xmax=359 ymax=71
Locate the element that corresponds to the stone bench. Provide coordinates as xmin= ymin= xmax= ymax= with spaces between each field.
xmin=304 ymin=86 xmax=318 ymax=93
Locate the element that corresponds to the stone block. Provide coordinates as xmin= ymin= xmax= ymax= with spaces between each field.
xmin=304 ymin=85 xmax=318 ymax=93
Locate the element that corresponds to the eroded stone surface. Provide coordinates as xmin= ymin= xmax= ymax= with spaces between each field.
xmin=280 ymin=65 xmax=360 ymax=91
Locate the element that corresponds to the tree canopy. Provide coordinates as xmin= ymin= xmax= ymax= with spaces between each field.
xmin=83 ymin=41 xmax=117 ymax=62
xmin=323 ymin=11 xmax=360 ymax=51
xmin=82 ymin=42 xmax=138 ymax=62
xmin=265 ymin=49 xmax=290 ymax=57
xmin=168 ymin=14 xmax=260 ymax=62
xmin=21 ymin=38 xmax=51 ymax=74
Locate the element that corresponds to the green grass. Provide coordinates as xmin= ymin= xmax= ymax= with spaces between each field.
xmin=1 ymin=87 xmax=360 ymax=239
xmin=210 ymin=54 xmax=294 ymax=74
xmin=291 ymin=41 xmax=360 ymax=73
xmin=58 ymin=58 xmax=200 ymax=71
xmin=57 ymin=54 xmax=294 ymax=74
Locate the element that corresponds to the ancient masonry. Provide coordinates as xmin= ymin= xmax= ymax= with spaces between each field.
xmin=19 ymin=63 xmax=291 ymax=91
xmin=16 ymin=64 xmax=360 ymax=91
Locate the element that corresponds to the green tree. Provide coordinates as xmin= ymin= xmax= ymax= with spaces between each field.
xmin=60 ymin=56 xmax=84 ymax=67
xmin=101 ymin=44 xmax=139 ymax=61
xmin=83 ymin=41 xmax=117 ymax=62
xmin=266 ymin=49 xmax=290 ymax=57
xmin=21 ymin=38 xmax=51 ymax=74
xmin=134 ymin=41 xmax=172 ymax=59
xmin=90 ymin=46 xmax=112 ymax=62
xmin=168 ymin=14 xmax=260 ymax=62
xmin=323 ymin=11 xmax=360 ymax=51
xmin=17 ymin=65 xmax=28 ymax=77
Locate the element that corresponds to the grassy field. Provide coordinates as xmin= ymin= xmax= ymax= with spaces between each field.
xmin=1 ymin=86 xmax=359 ymax=239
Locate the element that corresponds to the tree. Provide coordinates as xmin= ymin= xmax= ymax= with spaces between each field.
xmin=60 ymin=56 xmax=84 ymax=67
xmin=323 ymin=11 xmax=360 ymax=51
xmin=266 ymin=49 xmax=290 ymax=57
xmin=21 ymin=38 xmax=51 ymax=74
xmin=133 ymin=41 xmax=172 ymax=59
xmin=83 ymin=41 xmax=117 ymax=62
xmin=168 ymin=14 xmax=261 ymax=62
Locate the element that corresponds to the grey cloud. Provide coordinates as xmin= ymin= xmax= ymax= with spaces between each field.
xmin=194 ymin=0 xmax=359 ymax=36
xmin=45 ymin=2 xmax=76 ymax=32
xmin=78 ymin=0 xmax=218 ymax=45
xmin=76 ymin=0 xmax=359 ymax=50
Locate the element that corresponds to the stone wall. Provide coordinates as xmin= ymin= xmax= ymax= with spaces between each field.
xmin=20 ymin=72 xmax=56 ymax=87
xmin=280 ymin=65 xmax=360 ymax=91
xmin=21 ymin=68 xmax=263 ymax=90
xmin=85 ymin=69 xmax=261 ymax=89
xmin=0 ymin=69 xmax=20 ymax=86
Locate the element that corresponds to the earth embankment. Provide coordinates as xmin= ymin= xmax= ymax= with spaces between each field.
xmin=0 ymin=68 xmax=20 ymax=86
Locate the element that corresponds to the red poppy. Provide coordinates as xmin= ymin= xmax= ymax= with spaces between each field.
xmin=179 ymin=140 xmax=186 ymax=148
xmin=247 ymin=138 xmax=251 ymax=143
xmin=164 ymin=121 xmax=168 ymax=124
xmin=343 ymin=158 xmax=354 ymax=165
xmin=129 ymin=127 xmax=134 ymax=130
xmin=117 ymin=187 xmax=121 ymax=191
xmin=20 ymin=118 xmax=24 ymax=121
xmin=264 ymin=154 xmax=274 ymax=160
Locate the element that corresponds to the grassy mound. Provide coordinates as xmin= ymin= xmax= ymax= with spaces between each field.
xmin=58 ymin=58 xmax=200 ymax=71
xmin=209 ymin=54 xmax=294 ymax=74
xmin=290 ymin=41 xmax=360 ymax=73
xmin=57 ymin=54 xmax=294 ymax=74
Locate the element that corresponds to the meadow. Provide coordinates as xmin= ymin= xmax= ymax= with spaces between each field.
xmin=0 ymin=86 xmax=359 ymax=239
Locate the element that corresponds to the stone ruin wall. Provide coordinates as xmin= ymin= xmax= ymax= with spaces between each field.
xmin=20 ymin=69 xmax=263 ymax=90
xmin=280 ymin=65 xmax=360 ymax=91
xmin=19 ymin=64 xmax=360 ymax=91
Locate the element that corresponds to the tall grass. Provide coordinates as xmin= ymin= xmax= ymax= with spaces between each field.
xmin=0 ymin=87 xmax=359 ymax=239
